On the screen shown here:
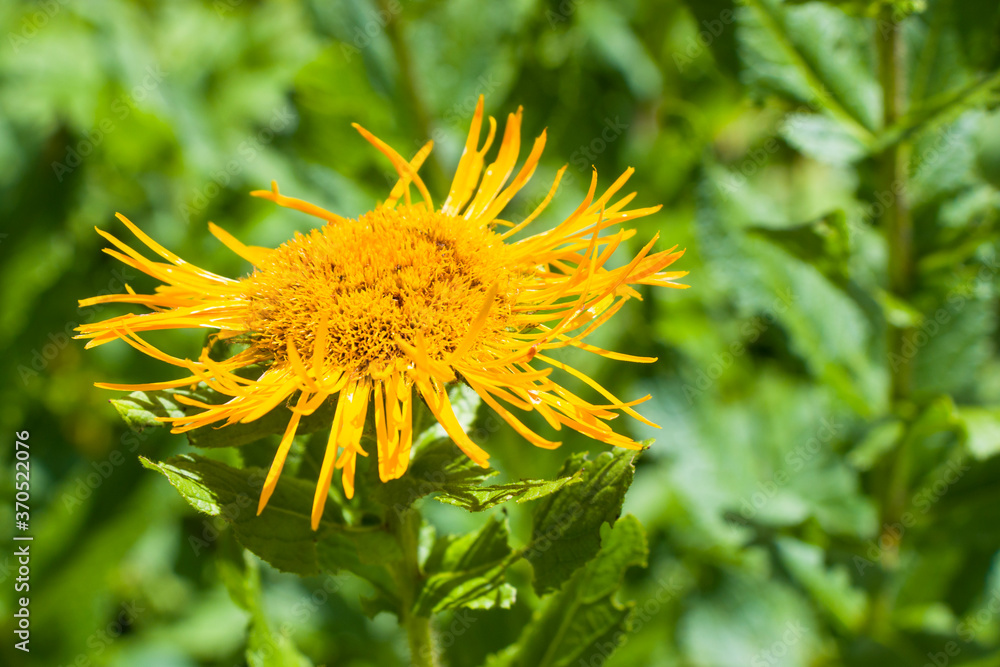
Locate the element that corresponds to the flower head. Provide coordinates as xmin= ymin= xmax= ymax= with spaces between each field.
xmin=77 ymin=98 xmax=687 ymax=529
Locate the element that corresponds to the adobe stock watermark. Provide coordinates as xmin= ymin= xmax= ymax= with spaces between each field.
xmin=52 ymin=65 xmax=167 ymax=183
xmin=731 ymin=414 xmax=844 ymax=525
xmin=244 ymin=575 xmax=347 ymax=665
xmin=853 ymin=454 xmax=969 ymax=574
xmin=569 ymin=117 xmax=629 ymax=172
xmin=19 ymin=267 xmax=136 ymax=385
xmin=390 ymin=414 xmax=502 ymax=518
xmin=577 ymin=573 xmax=687 ymax=667
xmin=887 ymin=252 xmax=998 ymax=373
xmin=189 ymin=469 xmax=266 ymax=555
xmin=393 ymin=73 xmax=502 ymax=179
xmin=546 ymin=0 xmax=582 ymax=27
xmin=719 ymin=95 xmax=962 ymax=211
xmin=854 ymin=122 xmax=962 ymax=236
xmin=6 ymin=0 xmax=71 ymax=53
xmin=682 ymin=287 xmax=796 ymax=404
xmin=512 ymin=114 xmax=632 ymax=222
xmin=51 ymin=65 xmax=168 ymax=182
xmin=55 ymin=600 xmax=145 ymax=666
xmin=387 ymin=73 xmax=502 ymax=189
xmin=60 ymin=418 xmax=154 ymax=515
xmin=920 ymin=584 xmax=1000 ymax=667
xmin=750 ymin=620 xmax=810 ymax=667
xmin=340 ymin=0 xmax=403 ymax=62
xmin=179 ymin=105 xmax=296 ymax=223
xmin=672 ymin=8 xmax=736 ymax=73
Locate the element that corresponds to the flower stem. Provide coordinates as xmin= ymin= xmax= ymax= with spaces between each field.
xmin=391 ymin=507 xmax=439 ymax=666
xmin=404 ymin=614 xmax=437 ymax=667
xmin=376 ymin=0 xmax=449 ymax=194
xmin=868 ymin=6 xmax=915 ymax=652
xmin=877 ymin=2 xmax=914 ymax=536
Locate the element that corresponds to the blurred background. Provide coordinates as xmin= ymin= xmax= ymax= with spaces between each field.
xmin=2 ymin=0 xmax=1000 ymax=665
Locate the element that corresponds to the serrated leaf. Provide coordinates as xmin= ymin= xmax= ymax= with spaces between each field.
xmin=141 ymin=454 xmax=401 ymax=605
xmin=315 ymin=528 xmax=401 ymax=608
xmin=526 ymin=448 xmax=640 ymax=595
xmin=913 ymin=292 xmax=996 ymax=399
xmin=113 ymin=385 xmax=338 ymax=448
xmin=414 ymin=382 xmax=483 ymax=445
xmin=775 ymin=537 xmax=868 ymax=631
xmin=141 ymin=454 xmax=320 ymax=575
xmin=218 ymin=550 xmax=314 ymax=667
xmin=413 ymin=515 xmax=515 ymax=615
xmin=699 ymin=166 xmax=889 ymax=415
xmin=747 ymin=210 xmax=851 ymax=282
xmin=678 ymin=572 xmax=817 ymax=666
xmin=434 ymin=475 xmax=581 ymax=512
xmin=485 ymin=515 xmax=648 ymax=667
xmin=362 ymin=384 xmax=491 ymax=512
xmin=367 ymin=436 xmax=498 ymax=513
xmin=909 ymin=113 xmax=984 ymax=208
xmin=737 ymin=0 xmax=881 ymax=138
xmin=781 ymin=112 xmax=871 ymax=164
xmin=110 ymin=390 xmax=187 ymax=431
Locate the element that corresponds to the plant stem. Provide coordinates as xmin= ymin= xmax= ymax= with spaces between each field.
xmin=868 ymin=5 xmax=914 ymax=647
xmin=376 ymin=0 xmax=449 ymax=194
xmin=391 ymin=507 xmax=438 ymax=667
xmin=404 ymin=614 xmax=437 ymax=667
xmin=880 ymin=7 xmax=914 ymax=327
xmin=878 ymin=3 xmax=914 ymax=525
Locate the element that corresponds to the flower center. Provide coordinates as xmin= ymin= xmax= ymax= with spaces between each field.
xmin=242 ymin=206 xmax=514 ymax=377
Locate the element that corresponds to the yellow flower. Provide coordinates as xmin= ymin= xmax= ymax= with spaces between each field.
xmin=77 ymin=98 xmax=688 ymax=529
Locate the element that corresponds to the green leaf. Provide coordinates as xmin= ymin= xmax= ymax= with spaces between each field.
xmin=110 ymin=390 xmax=187 ymax=431
xmin=737 ymin=0 xmax=881 ymax=138
xmin=958 ymin=406 xmax=1000 ymax=460
xmin=141 ymin=453 xmax=401 ymax=605
xmin=775 ymin=537 xmax=868 ymax=631
xmin=113 ymin=385 xmax=338 ymax=448
xmin=912 ymin=293 xmax=995 ymax=399
xmin=677 ymin=0 xmax=742 ymax=76
xmin=746 ymin=210 xmax=851 ymax=282
xmin=315 ymin=527 xmax=401 ymax=609
xmin=434 ymin=475 xmax=581 ymax=512
xmin=485 ymin=515 xmax=648 ymax=667
xmin=848 ymin=419 xmax=904 ymax=470
xmin=909 ymin=112 xmax=984 ymax=208
xmin=781 ymin=112 xmax=871 ymax=164
xmin=905 ymin=395 xmax=960 ymax=446
xmin=678 ymin=571 xmax=819 ymax=666
xmin=413 ymin=515 xmax=516 ymax=615
xmin=140 ymin=454 xmax=321 ymax=575
xmin=698 ymin=166 xmax=888 ymax=415
xmin=579 ymin=2 xmax=662 ymax=99
xmin=525 ymin=448 xmax=640 ymax=595
xmin=359 ymin=383 xmax=499 ymax=511
xmin=875 ymin=289 xmax=923 ymax=328
xmin=367 ymin=436 xmax=498 ymax=513
xmin=905 ymin=0 xmax=997 ymax=123
xmin=218 ymin=550 xmax=314 ymax=667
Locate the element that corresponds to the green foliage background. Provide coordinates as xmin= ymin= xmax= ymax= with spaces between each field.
xmin=1 ymin=0 xmax=999 ymax=665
